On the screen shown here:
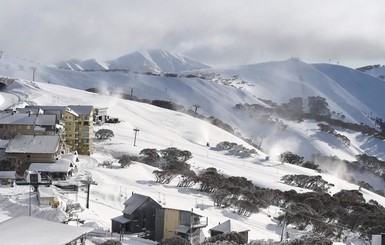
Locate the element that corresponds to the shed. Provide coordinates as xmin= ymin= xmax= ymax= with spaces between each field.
xmin=38 ymin=186 xmax=58 ymax=205
xmin=0 ymin=171 xmax=16 ymax=186
xmin=209 ymin=219 xmax=250 ymax=242
xmin=0 ymin=216 xmax=91 ymax=245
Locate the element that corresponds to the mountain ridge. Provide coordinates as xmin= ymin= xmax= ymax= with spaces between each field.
xmin=53 ymin=49 xmax=210 ymax=73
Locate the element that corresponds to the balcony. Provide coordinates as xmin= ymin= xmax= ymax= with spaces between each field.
xmin=191 ymin=217 xmax=208 ymax=228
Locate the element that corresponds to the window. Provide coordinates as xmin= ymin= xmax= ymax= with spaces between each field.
xmin=27 ymin=155 xmax=30 ymax=159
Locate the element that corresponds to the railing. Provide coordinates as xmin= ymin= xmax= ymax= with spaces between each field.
xmin=192 ymin=216 xmax=208 ymax=228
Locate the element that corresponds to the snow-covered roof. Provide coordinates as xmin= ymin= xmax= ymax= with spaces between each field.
xmin=61 ymin=152 xmax=78 ymax=162
xmin=0 ymin=171 xmax=16 ymax=179
xmin=38 ymin=186 xmax=57 ymax=198
xmin=68 ymin=105 xmax=93 ymax=115
xmin=29 ymin=159 xmax=72 ymax=173
xmin=65 ymin=107 xmax=79 ymax=117
xmin=209 ymin=220 xmax=250 ymax=233
xmin=0 ymin=113 xmax=35 ymax=125
xmin=25 ymin=105 xmax=66 ymax=114
xmin=16 ymin=108 xmax=41 ymax=114
xmin=6 ymin=135 xmax=60 ymax=154
xmin=0 ymin=216 xmax=91 ymax=245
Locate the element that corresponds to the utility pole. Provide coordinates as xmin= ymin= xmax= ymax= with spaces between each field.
xmin=133 ymin=128 xmax=140 ymax=146
xmin=29 ymin=185 xmax=32 ymax=216
xmin=280 ymin=211 xmax=288 ymax=242
xmin=30 ymin=67 xmax=37 ymax=81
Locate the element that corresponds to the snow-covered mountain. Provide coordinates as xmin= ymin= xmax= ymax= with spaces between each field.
xmin=3 ymin=48 xmax=385 ymax=243
xmin=3 ymin=53 xmax=385 ymax=164
xmin=55 ymin=59 xmax=109 ymax=71
xmin=357 ymin=64 xmax=385 ymax=80
xmin=108 ymin=49 xmax=211 ymax=73
xmin=1 ymin=79 xmax=385 ymax=244
xmin=52 ymin=49 xmax=210 ymax=73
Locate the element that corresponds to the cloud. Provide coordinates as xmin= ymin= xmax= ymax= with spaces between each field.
xmin=0 ymin=0 xmax=384 ymax=67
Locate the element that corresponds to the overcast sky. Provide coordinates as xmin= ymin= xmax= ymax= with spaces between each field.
xmin=1 ymin=0 xmax=384 ymax=68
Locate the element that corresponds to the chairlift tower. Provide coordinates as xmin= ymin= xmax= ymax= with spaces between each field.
xmin=30 ymin=67 xmax=37 ymax=81
xmin=133 ymin=128 xmax=140 ymax=146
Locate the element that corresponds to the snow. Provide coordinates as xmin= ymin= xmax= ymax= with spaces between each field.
xmin=1 ymin=54 xmax=385 ymax=244
xmin=0 ymin=216 xmax=91 ymax=245
xmin=6 ymin=135 xmax=60 ymax=154
xmin=29 ymin=159 xmax=72 ymax=173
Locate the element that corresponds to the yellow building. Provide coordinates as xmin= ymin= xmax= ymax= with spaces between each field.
xmin=64 ymin=105 xmax=94 ymax=155
xmin=155 ymin=208 xmax=208 ymax=242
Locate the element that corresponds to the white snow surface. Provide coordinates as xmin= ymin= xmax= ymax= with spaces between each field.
xmin=0 ymin=79 xmax=384 ymax=244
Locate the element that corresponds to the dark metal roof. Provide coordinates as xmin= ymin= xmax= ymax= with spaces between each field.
xmin=111 ymin=215 xmax=132 ymax=224
xmin=68 ymin=105 xmax=93 ymax=115
xmin=175 ymin=225 xmax=190 ymax=234
xmin=209 ymin=220 xmax=250 ymax=233
xmin=35 ymin=114 xmax=56 ymax=126
xmin=123 ymin=193 xmax=160 ymax=215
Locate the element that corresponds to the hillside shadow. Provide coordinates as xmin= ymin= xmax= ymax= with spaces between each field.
xmin=220 ymin=209 xmax=247 ymax=222
xmin=135 ymin=180 xmax=160 ymax=187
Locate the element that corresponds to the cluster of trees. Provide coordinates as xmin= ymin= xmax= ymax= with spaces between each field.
xmin=276 ymin=189 xmax=385 ymax=241
xmin=151 ymin=154 xmax=385 ymax=240
xmin=236 ymin=96 xmax=385 ymax=140
xmin=95 ymin=129 xmax=114 ymax=140
xmin=281 ymin=175 xmax=334 ymax=192
xmin=0 ymin=156 xmax=20 ymax=171
xmin=214 ymin=141 xmax=257 ymax=158
xmin=371 ymin=116 xmax=385 ymax=132
xmin=236 ymin=96 xmax=331 ymax=121
xmin=312 ymin=153 xmax=385 ymax=196
xmin=280 ymin=151 xmax=321 ymax=172
xmin=151 ymin=100 xmax=186 ymax=111
xmin=356 ymin=154 xmax=385 ymax=177
xmin=151 ymin=147 xmax=193 ymax=184
xmin=159 ymin=232 xmax=248 ymax=245
xmin=281 ymin=235 xmax=332 ymax=245
xmin=234 ymin=103 xmax=288 ymax=132
xmin=318 ymin=123 xmax=350 ymax=146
